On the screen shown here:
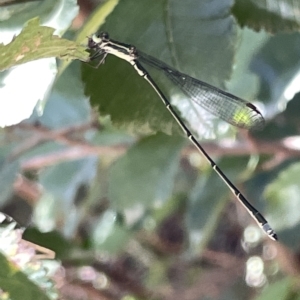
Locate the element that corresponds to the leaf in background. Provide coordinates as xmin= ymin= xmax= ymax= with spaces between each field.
xmin=100 ymin=0 xmax=238 ymax=86
xmin=0 ymin=0 xmax=79 ymax=38
xmin=250 ymin=32 xmax=300 ymax=120
xmin=0 ymin=160 xmax=19 ymax=206
xmin=0 ymin=252 xmax=51 ymax=300
xmin=254 ymin=93 xmax=300 ymax=141
xmin=186 ymin=156 xmax=253 ymax=251
xmin=23 ymin=227 xmax=72 ymax=259
xmin=232 ymin=0 xmax=300 ymax=33
xmin=92 ymin=210 xmax=131 ymax=253
xmin=109 ymin=133 xmax=184 ymax=210
xmin=264 ymin=162 xmax=300 ymax=231
xmin=186 ymin=173 xmax=230 ymax=254
xmin=35 ymin=157 xmax=98 ymax=236
xmin=0 ymin=12 xmax=88 ymax=127
xmin=83 ymin=55 xmax=181 ymax=136
xmin=39 ymin=158 xmax=97 ymax=207
xmin=82 ymin=0 xmax=239 ymax=136
xmin=254 ymin=277 xmax=294 ymax=300
xmin=31 ymin=61 xmax=91 ymax=128
xmin=0 ymin=18 xmax=88 ymax=71
xmin=226 ymin=28 xmax=269 ymax=101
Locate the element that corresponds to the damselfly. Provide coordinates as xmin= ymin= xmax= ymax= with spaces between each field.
xmin=87 ymin=32 xmax=277 ymax=241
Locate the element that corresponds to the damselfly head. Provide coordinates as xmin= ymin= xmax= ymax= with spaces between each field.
xmin=88 ymin=32 xmax=109 ymax=49
xmin=99 ymin=32 xmax=109 ymax=40
xmin=129 ymin=46 xmax=138 ymax=57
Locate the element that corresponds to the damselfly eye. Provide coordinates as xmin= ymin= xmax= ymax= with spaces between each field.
xmin=100 ymin=32 xmax=109 ymax=40
xmin=129 ymin=46 xmax=137 ymax=56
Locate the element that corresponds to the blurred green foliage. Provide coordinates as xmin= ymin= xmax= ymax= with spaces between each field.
xmin=1 ymin=0 xmax=300 ymax=299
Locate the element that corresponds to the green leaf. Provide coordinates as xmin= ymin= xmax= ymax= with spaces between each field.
xmin=23 ymin=228 xmax=72 ymax=259
xmin=83 ymin=54 xmax=180 ymax=136
xmin=0 ymin=159 xmax=19 ymax=206
xmin=232 ymin=0 xmax=300 ymax=33
xmin=264 ymin=162 xmax=300 ymax=231
xmin=34 ymin=158 xmax=98 ymax=233
xmin=40 ymin=158 xmax=97 ymax=201
xmin=0 ymin=0 xmax=77 ymax=34
xmin=186 ymin=156 xmax=253 ymax=252
xmin=250 ymin=33 xmax=300 ymax=117
xmin=0 ymin=252 xmax=50 ymax=300
xmin=109 ymin=133 xmax=184 ymax=210
xmin=227 ymin=28 xmax=269 ymax=101
xmin=254 ymin=93 xmax=300 ymax=143
xmin=0 ymin=18 xmax=88 ymax=71
xmin=92 ymin=210 xmax=131 ymax=253
xmin=32 ymin=61 xmax=91 ymax=128
xmin=255 ymin=277 xmax=294 ymax=300
xmin=100 ymin=0 xmax=238 ymax=86
xmin=186 ymin=171 xmax=228 ymax=249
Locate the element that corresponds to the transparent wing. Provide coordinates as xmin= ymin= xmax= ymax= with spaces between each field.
xmin=138 ymin=51 xmax=264 ymax=130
